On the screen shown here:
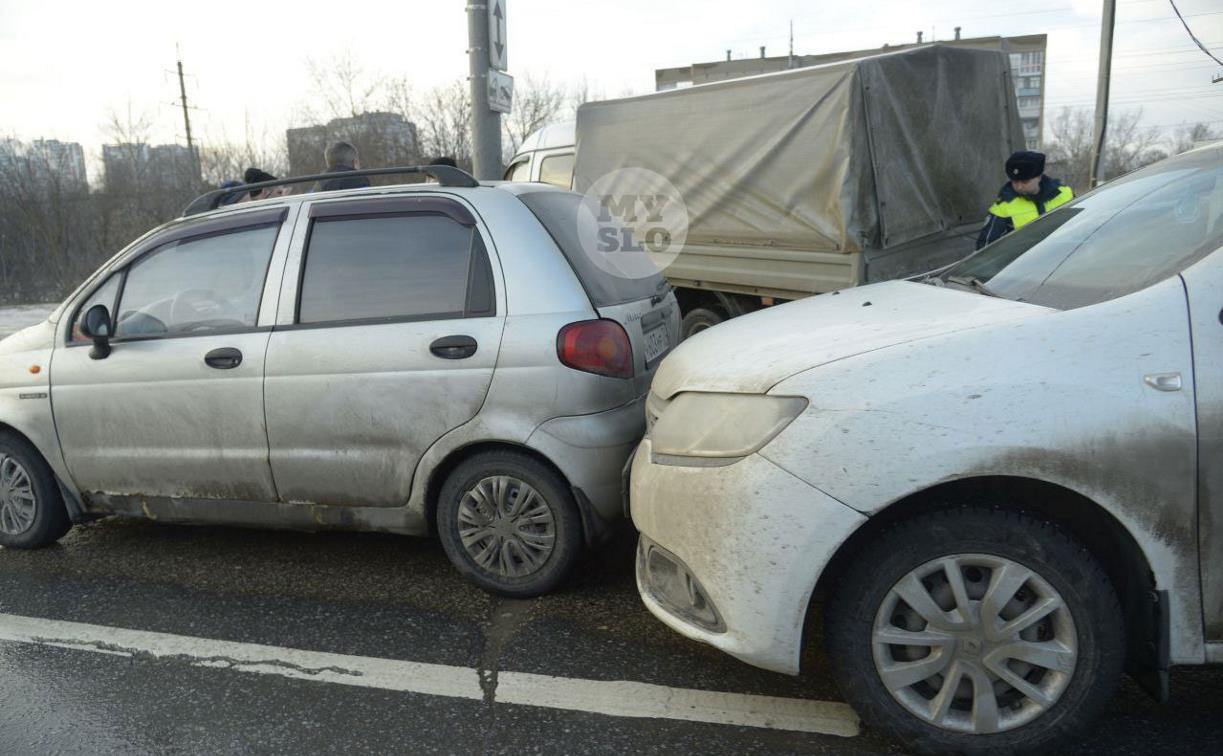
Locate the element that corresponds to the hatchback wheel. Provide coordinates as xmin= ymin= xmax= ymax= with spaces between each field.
xmin=437 ymin=451 xmax=582 ymax=597
xmin=0 ymin=433 xmax=71 ymax=549
xmin=825 ymin=507 xmax=1124 ymax=756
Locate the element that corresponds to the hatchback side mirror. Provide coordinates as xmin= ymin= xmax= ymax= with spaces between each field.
xmin=81 ymin=304 xmax=113 ymax=360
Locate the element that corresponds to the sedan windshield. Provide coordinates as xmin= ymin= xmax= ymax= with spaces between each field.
xmin=940 ymin=148 xmax=1223 ymax=310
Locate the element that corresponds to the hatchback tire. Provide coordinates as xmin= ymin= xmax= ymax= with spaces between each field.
xmin=825 ymin=506 xmax=1124 ymax=756
xmin=0 ymin=433 xmax=71 ymax=549
xmin=437 ymin=451 xmax=582 ymax=597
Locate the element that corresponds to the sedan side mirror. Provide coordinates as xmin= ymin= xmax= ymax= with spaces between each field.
xmin=81 ymin=304 xmax=113 ymax=360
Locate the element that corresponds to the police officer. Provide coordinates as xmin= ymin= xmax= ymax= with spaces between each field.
xmin=976 ymin=150 xmax=1074 ymax=249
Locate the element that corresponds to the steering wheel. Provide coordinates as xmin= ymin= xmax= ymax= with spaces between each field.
xmin=169 ymin=289 xmax=243 ymax=332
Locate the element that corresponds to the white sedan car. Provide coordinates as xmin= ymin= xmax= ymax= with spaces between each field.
xmin=631 ymin=144 xmax=1223 ymax=754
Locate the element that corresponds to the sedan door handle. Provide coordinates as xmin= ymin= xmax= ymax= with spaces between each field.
xmin=1143 ymin=372 xmax=1182 ymax=392
xmin=204 ymin=347 xmax=243 ymax=370
xmin=430 ymin=335 xmax=478 ymax=360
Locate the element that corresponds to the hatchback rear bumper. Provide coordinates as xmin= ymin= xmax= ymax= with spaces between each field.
xmin=527 ymin=395 xmax=647 ymax=530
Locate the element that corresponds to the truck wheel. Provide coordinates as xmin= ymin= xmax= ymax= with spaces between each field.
xmin=0 ymin=433 xmax=71 ymax=549
xmin=681 ymin=307 xmax=726 ymax=339
xmin=825 ymin=507 xmax=1124 ymax=756
xmin=437 ymin=450 xmax=582 ymax=597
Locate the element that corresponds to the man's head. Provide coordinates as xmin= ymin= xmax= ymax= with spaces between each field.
xmin=429 ymin=156 xmax=458 ymax=168
xmin=1005 ymin=150 xmax=1045 ymax=195
xmin=243 ymin=167 xmax=276 ymax=199
xmin=325 ymin=141 xmax=360 ymax=170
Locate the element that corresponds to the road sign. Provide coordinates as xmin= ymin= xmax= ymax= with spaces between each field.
xmin=488 ymin=69 xmax=514 ymax=114
xmin=488 ymin=0 xmax=507 ymax=71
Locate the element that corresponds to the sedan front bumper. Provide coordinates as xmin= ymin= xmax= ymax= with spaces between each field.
xmin=630 ymin=439 xmax=866 ymax=675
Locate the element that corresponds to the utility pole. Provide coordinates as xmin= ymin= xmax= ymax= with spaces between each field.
xmin=1089 ymin=0 xmax=1116 ymax=188
xmin=788 ymin=20 xmax=796 ymax=69
xmin=175 ymin=46 xmax=199 ymax=180
xmin=467 ymin=2 xmax=503 ymax=180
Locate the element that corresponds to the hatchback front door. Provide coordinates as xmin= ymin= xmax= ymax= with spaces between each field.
xmin=51 ymin=209 xmax=290 ymax=503
xmin=263 ymin=196 xmax=504 ymax=507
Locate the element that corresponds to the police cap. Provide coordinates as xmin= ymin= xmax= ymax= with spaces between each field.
xmin=1005 ymin=150 xmax=1045 ymax=181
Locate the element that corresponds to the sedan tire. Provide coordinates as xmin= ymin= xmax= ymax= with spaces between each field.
xmin=825 ymin=506 xmax=1124 ymax=756
xmin=0 ymin=432 xmax=71 ymax=549
xmin=437 ymin=450 xmax=582 ymax=597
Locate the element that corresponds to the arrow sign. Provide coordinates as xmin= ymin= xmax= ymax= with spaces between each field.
xmin=488 ymin=0 xmax=507 ymax=71
xmin=487 ymin=69 xmax=513 ymax=114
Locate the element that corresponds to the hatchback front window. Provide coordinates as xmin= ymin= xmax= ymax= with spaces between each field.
xmin=942 ymin=149 xmax=1223 ymax=310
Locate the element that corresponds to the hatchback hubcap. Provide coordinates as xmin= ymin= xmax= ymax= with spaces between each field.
xmin=872 ymin=554 xmax=1078 ymax=734
xmin=0 ymin=455 xmax=36 ymax=536
xmin=457 ymin=476 xmax=555 ymax=578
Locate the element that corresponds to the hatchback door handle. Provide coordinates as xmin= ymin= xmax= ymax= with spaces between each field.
xmin=204 ymin=347 xmax=243 ymax=369
xmin=430 ymin=335 xmax=478 ymax=360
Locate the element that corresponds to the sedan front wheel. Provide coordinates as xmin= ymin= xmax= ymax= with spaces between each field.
xmin=825 ymin=507 xmax=1124 ymax=756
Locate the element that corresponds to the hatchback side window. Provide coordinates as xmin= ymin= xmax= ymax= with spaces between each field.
xmin=70 ymin=274 xmax=121 ymax=342
xmin=114 ymin=224 xmax=279 ymax=337
xmin=298 ymin=213 xmax=490 ymax=324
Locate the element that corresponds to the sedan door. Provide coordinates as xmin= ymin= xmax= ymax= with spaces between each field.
xmin=51 ymin=207 xmax=292 ymax=503
xmin=263 ymin=196 xmax=504 ymax=507
xmin=1182 ymin=238 xmax=1223 ymax=644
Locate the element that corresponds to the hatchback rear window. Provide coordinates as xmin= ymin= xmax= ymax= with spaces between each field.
xmin=517 ymin=190 xmax=664 ymax=307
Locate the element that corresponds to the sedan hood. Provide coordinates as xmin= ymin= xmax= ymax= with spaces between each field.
xmin=651 ymin=281 xmax=1052 ymax=397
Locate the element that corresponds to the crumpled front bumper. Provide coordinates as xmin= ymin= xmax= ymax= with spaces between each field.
xmin=629 ymin=439 xmax=866 ymax=675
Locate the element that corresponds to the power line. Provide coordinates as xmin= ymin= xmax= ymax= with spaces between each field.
xmin=1167 ymin=0 xmax=1223 ymax=75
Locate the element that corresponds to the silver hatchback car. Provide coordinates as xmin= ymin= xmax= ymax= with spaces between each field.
xmin=0 ymin=167 xmax=678 ymax=596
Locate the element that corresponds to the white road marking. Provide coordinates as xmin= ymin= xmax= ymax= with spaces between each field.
xmin=0 ymin=612 xmax=859 ymax=737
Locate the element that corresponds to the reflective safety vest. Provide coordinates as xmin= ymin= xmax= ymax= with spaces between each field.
xmin=976 ymin=176 xmax=1074 ymax=249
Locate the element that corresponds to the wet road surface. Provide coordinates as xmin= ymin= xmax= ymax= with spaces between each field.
xmin=1 ymin=518 xmax=1220 ymax=755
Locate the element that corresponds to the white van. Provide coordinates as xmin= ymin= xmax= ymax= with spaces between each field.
xmin=504 ymin=120 xmax=574 ymax=188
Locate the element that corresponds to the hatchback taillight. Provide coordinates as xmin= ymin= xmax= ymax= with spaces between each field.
xmin=557 ymin=320 xmax=634 ymax=379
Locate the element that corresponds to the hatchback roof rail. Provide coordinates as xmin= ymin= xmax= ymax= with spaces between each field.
xmin=182 ymin=165 xmax=481 ymax=216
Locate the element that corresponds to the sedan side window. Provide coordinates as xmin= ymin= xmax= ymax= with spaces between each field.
xmin=298 ymin=214 xmax=486 ymax=324
xmin=115 ymin=224 xmax=279 ymax=338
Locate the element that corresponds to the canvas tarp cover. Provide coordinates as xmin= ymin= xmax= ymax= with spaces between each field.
xmin=573 ymin=45 xmax=1025 ymax=254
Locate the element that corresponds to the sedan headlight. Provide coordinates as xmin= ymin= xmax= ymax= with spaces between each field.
xmin=650 ymin=392 xmax=808 ymax=465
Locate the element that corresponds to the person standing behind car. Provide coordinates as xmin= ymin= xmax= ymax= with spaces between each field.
xmin=976 ymin=150 xmax=1074 ymax=249
xmin=317 ymin=141 xmax=371 ymax=191
xmin=424 ymin=155 xmax=458 ymax=183
xmin=242 ymin=168 xmax=290 ymax=201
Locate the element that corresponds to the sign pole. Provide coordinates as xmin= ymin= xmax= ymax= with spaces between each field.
xmin=1088 ymin=0 xmax=1116 ymax=188
xmin=467 ymin=2 xmax=503 ymax=179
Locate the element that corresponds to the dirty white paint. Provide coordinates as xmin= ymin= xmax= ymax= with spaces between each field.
xmin=639 ymin=275 xmax=1208 ymax=674
xmin=0 ymin=612 xmax=860 ymax=737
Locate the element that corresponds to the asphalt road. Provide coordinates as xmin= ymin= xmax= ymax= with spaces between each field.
xmin=1 ymin=517 xmax=1220 ymax=755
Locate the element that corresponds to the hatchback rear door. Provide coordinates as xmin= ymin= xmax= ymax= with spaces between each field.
xmin=514 ymin=188 xmax=681 ymax=395
xmin=263 ymin=195 xmax=505 ymax=507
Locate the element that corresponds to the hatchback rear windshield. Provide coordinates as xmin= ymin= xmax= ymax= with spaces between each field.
xmin=517 ymin=190 xmax=664 ymax=307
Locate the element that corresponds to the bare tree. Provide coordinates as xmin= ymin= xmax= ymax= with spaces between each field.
xmin=1169 ymin=122 xmax=1222 ymax=155
xmin=417 ymin=79 xmax=472 ymax=168
xmin=502 ymin=73 xmax=566 ymax=157
xmin=1044 ymin=107 xmax=1167 ymax=193
xmin=304 ymin=51 xmax=383 ymax=121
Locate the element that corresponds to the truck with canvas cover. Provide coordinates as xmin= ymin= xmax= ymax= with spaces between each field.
xmin=569 ymin=44 xmax=1027 ymax=337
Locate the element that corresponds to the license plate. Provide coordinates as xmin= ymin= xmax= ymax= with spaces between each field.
xmin=643 ymin=323 xmax=669 ymax=364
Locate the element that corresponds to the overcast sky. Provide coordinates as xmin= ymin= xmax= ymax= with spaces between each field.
xmin=1 ymin=0 xmax=1220 ymax=158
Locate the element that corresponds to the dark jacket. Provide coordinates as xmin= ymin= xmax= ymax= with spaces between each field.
xmin=975 ymin=175 xmax=1074 ymax=250
xmin=317 ymin=164 xmax=371 ymax=192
